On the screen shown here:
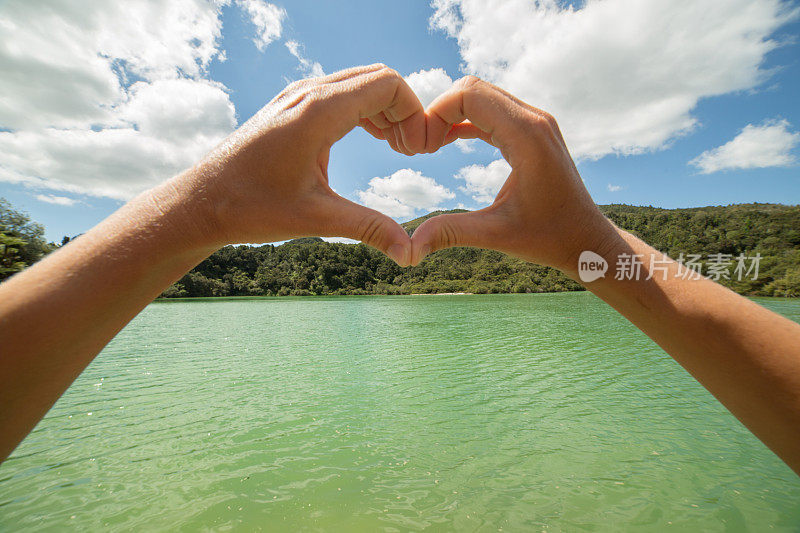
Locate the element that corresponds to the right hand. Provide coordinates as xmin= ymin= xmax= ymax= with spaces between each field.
xmin=410 ymin=76 xmax=617 ymax=274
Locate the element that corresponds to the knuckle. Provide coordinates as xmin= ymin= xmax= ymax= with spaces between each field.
xmin=376 ymin=65 xmax=401 ymax=81
xmin=522 ymin=111 xmax=557 ymax=138
xmin=295 ymin=86 xmax=326 ymax=112
xmin=458 ymin=75 xmax=482 ymax=88
xmin=532 ymin=114 xmax=550 ymax=131
xmin=539 ymin=111 xmax=558 ymax=129
xmin=277 ymin=79 xmax=320 ymax=110
xmin=285 ymin=78 xmax=313 ymax=94
xmin=437 ymin=218 xmax=461 ymax=249
xmin=356 ymin=214 xmax=385 ymax=247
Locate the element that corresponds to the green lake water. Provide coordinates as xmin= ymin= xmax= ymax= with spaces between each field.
xmin=2 ymin=292 xmax=799 ymax=531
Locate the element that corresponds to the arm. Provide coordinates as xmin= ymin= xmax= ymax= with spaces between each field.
xmin=0 ymin=64 xmax=424 ymax=462
xmin=410 ymin=76 xmax=800 ymax=475
xmin=584 ymin=228 xmax=800 ymax=473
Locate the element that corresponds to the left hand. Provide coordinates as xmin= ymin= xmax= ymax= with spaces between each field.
xmin=183 ymin=64 xmax=429 ymax=265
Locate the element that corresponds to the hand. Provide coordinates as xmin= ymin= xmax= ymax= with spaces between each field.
xmin=410 ymin=76 xmax=616 ymax=273
xmin=187 ymin=64 xmax=428 ymax=266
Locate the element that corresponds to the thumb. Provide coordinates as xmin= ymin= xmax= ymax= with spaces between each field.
xmin=323 ymin=196 xmax=412 ymax=267
xmin=410 ymin=209 xmax=504 ymax=266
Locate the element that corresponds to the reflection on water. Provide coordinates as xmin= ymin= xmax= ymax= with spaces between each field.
xmin=2 ymin=293 xmax=799 ymax=530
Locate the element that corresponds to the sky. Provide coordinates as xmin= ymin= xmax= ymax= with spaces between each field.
xmin=1 ymin=0 xmax=799 ymax=242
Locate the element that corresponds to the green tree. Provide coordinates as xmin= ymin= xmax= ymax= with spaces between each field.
xmin=0 ymin=232 xmax=27 ymax=278
xmin=0 ymin=198 xmax=55 ymax=280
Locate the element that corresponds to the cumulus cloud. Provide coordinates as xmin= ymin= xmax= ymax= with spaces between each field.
xmin=690 ymin=119 xmax=800 ymax=174
xmin=453 ymin=139 xmax=477 ymax=153
xmin=404 ymin=68 xmax=454 ymax=107
xmin=35 ymin=194 xmax=78 ymax=206
xmin=0 ymin=0 xmax=227 ymax=131
xmin=607 ymin=184 xmax=623 ymax=192
xmin=430 ymin=0 xmax=796 ymax=159
xmin=0 ymin=82 xmax=235 ymax=200
xmin=122 ymin=79 xmax=236 ymax=142
xmin=356 ymin=169 xmax=455 ymax=218
xmin=236 ymin=0 xmax=286 ymax=51
xmin=455 ymin=158 xmax=511 ymax=204
xmin=0 ymin=0 xmax=237 ymax=200
xmin=286 ymin=40 xmax=325 ymax=79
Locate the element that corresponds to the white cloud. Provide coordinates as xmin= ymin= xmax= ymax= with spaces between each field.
xmin=607 ymin=184 xmax=623 ymax=192
xmin=0 ymin=0 xmax=226 ymax=131
xmin=430 ymin=0 xmax=796 ymax=160
xmin=0 ymin=1 xmax=237 ymax=200
xmin=455 ymin=158 xmax=511 ymax=204
xmin=404 ymin=68 xmax=454 ymax=107
xmin=690 ymin=119 xmax=800 ymax=174
xmin=0 ymin=81 xmax=235 ymax=199
xmin=286 ymin=40 xmax=325 ymax=79
xmin=356 ymin=168 xmax=455 ymax=218
xmin=453 ymin=138 xmax=477 ymax=153
xmin=121 ymin=79 xmax=235 ymax=143
xmin=236 ymin=0 xmax=286 ymax=51
xmin=35 ymin=194 xmax=78 ymax=206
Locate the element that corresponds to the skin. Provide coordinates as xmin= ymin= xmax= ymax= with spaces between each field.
xmin=412 ymin=76 xmax=800 ymax=475
xmin=0 ymin=66 xmax=799 ymax=477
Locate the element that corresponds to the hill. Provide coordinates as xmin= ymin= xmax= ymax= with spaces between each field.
xmin=159 ymin=203 xmax=800 ymax=298
xmin=401 ymin=209 xmax=469 ymax=235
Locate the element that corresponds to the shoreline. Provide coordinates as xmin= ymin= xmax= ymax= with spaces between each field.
xmin=409 ymin=292 xmax=474 ymax=296
xmin=153 ymin=292 xmax=797 ymax=301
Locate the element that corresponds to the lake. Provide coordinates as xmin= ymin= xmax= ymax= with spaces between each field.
xmin=1 ymin=293 xmax=799 ymax=530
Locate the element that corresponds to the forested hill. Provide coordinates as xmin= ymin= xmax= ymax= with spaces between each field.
xmin=159 ymin=203 xmax=800 ymax=298
xmin=1 ymin=198 xmax=797 ymax=297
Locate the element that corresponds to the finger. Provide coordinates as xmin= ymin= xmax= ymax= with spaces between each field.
xmin=409 ymin=209 xmax=505 ymax=266
xmin=392 ymin=122 xmax=413 ymax=156
xmin=318 ymin=194 xmax=412 ymax=267
xmin=360 ymin=118 xmax=385 ymax=140
xmin=443 ymin=121 xmax=493 ymax=147
xmin=367 ymin=111 xmax=391 ymax=129
xmin=425 ymin=76 xmax=520 ymax=154
xmin=309 ymin=63 xmax=386 ymax=85
xmin=276 ymin=64 xmax=386 ymax=104
xmin=324 ymin=65 xmax=427 ymax=153
xmin=382 ymin=124 xmax=401 ymax=153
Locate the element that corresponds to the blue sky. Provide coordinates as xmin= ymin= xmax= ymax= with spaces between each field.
xmin=1 ymin=0 xmax=799 ymax=242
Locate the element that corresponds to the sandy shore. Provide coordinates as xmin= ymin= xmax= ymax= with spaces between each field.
xmin=409 ymin=292 xmax=474 ymax=296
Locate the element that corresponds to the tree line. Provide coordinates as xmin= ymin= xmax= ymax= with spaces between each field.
xmin=2 ymin=198 xmax=798 ymax=297
xmin=163 ymin=203 xmax=800 ymax=298
xmin=0 ymin=198 xmax=55 ymax=279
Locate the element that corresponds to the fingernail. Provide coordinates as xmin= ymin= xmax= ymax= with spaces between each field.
xmin=387 ymin=244 xmax=407 ymax=266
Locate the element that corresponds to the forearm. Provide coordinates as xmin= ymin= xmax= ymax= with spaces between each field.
xmin=0 ymin=65 xmax=425 ymax=463
xmin=576 ymin=224 xmax=800 ymax=473
xmin=0 ymin=171 xmax=219 ymax=461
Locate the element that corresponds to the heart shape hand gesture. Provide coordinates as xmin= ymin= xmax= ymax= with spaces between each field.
xmin=5 ymin=66 xmax=800 ymax=477
xmin=195 ymin=64 xmax=615 ymax=278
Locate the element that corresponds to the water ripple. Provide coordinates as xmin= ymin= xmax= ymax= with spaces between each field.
xmin=2 ymin=294 xmax=799 ymax=531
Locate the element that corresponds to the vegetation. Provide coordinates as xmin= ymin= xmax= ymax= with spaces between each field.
xmin=0 ymin=198 xmax=54 ymax=280
xmin=1 ymin=198 xmax=798 ymax=297
xmin=163 ymin=203 xmax=800 ymax=298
